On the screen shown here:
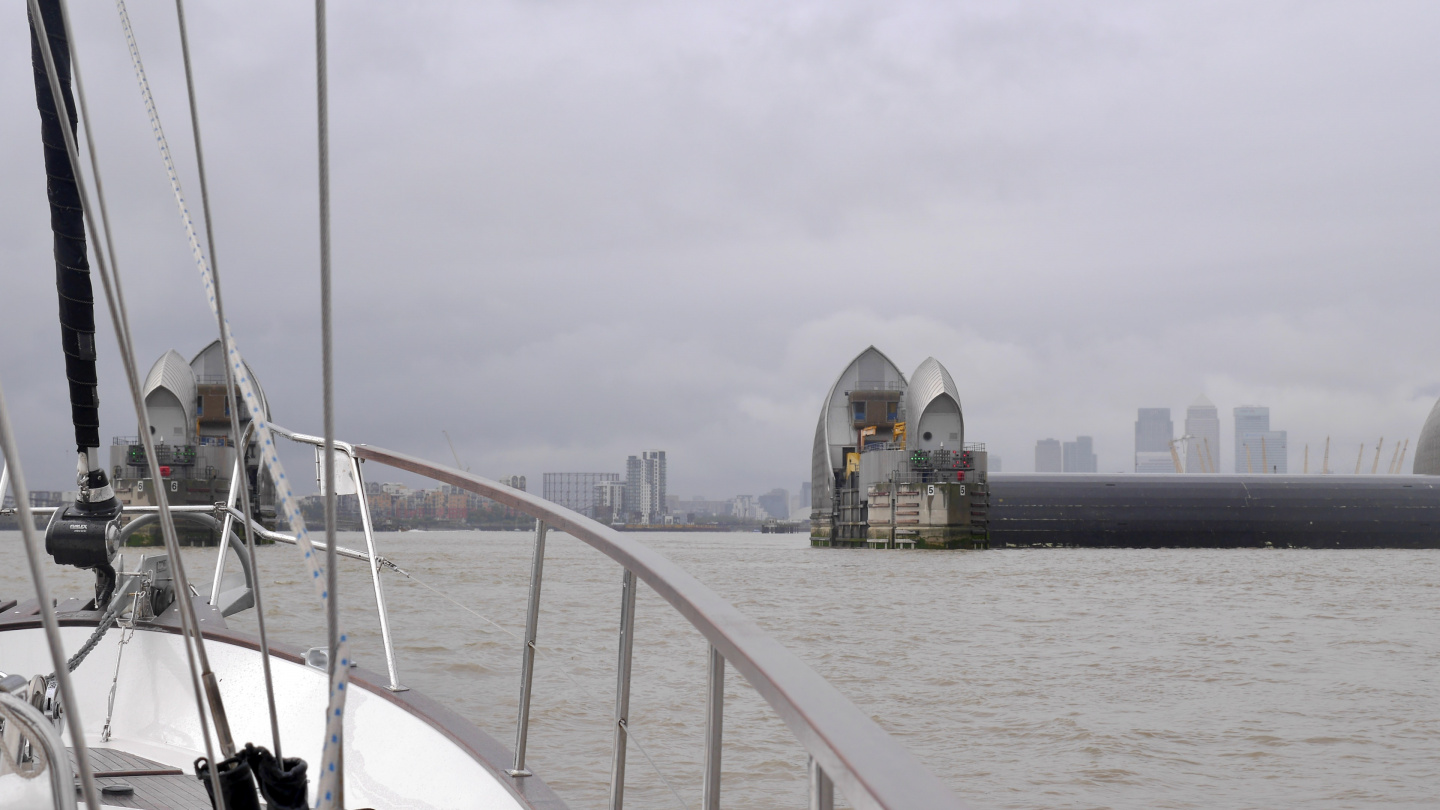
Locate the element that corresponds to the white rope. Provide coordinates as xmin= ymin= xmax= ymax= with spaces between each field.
xmin=114 ymin=4 xmax=348 ymax=805
xmin=314 ymin=2 xmax=344 ymax=804
xmin=172 ymin=0 xmax=284 ymax=762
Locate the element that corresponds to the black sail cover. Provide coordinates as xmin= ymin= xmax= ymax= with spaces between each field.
xmin=29 ymin=0 xmax=101 ymax=454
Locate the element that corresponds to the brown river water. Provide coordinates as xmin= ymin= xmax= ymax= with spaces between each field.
xmin=2 ymin=531 xmax=1436 ymax=810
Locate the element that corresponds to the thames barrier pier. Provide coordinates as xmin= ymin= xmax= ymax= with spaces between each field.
xmin=108 ymin=340 xmax=279 ymax=536
xmin=808 ymin=349 xmax=1440 ymax=549
xmin=811 ymin=348 xmax=989 ymax=549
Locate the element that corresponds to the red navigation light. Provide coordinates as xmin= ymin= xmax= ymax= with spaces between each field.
xmin=160 ymin=465 xmax=172 ymax=478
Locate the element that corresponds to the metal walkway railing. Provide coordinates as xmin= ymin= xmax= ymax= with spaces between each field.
xmin=207 ymin=425 xmax=967 ymax=810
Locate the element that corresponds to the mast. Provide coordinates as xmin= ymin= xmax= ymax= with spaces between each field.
xmin=30 ymin=0 xmax=112 ymax=503
xmin=29 ymin=0 xmax=121 ymax=611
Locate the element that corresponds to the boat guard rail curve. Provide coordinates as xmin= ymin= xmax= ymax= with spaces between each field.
xmin=350 ymin=442 xmax=967 ymax=810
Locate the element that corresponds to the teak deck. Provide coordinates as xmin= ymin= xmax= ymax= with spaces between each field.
xmin=69 ymin=748 xmax=209 ymax=810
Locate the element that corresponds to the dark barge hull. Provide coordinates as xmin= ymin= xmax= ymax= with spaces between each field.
xmin=989 ymin=474 xmax=1440 ymax=549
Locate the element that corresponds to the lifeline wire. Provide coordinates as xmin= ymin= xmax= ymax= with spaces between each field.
xmin=114 ymin=3 xmax=350 ymax=805
xmin=173 ymin=0 xmax=283 ymax=760
xmin=316 ymin=0 xmax=344 ymax=805
xmin=27 ymin=2 xmax=223 ymax=806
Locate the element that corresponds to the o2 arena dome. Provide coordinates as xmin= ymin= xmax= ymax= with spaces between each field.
xmin=1415 ymin=396 xmax=1440 ymax=475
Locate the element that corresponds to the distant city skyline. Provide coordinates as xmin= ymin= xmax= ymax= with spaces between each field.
xmin=977 ymin=391 xmax=1421 ymax=475
xmin=541 ymin=449 xmax=796 ymax=524
xmin=1030 ymin=398 xmax=1304 ymax=475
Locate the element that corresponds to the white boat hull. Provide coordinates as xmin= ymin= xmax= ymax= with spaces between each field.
xmin=0 ymin=612 xmax=549 ymax=809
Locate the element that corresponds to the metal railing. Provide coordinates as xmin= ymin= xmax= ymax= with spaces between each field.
xmin=343 ymin=440 xmax=967 ymax=810
xmin=218 ymin=423 xmax=406 ymax=693
xmin=14 ymin=427 xmax=966 ymax=808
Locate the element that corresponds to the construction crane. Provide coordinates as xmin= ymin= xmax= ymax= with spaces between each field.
xmin=1371 ymin=437 xmax=1385 ymax=474
xmin=1168 ymin=434 xmax=1198 ymax=473
xmin=442 ymin=430 xmax=470 ymax=472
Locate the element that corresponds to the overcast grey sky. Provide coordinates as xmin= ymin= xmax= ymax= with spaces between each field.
xmin=3 ymin=1 xmax=1438 ymax=497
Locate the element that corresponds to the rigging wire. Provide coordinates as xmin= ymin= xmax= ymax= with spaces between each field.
xmin=172 ymin=0 xmax=283 ymax=761
xmin=27 ymin=2 xmax=227 ymax=806
xmin=0 ymin=385 xmax=102 ymax=810
xmin=315 ymin=0 xmax=346 ymax=806
xmin=111 ymin=2 xmax=351 ymax=805
xmin=58 ymin=0 xmax=232 ymax=763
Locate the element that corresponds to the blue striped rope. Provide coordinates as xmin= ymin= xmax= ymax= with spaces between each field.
xmin=115 ymin=3 xmax=348 ymax=806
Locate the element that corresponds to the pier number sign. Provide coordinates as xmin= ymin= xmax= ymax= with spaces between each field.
xmin=926 ymin=483 xmax=968 ymax=496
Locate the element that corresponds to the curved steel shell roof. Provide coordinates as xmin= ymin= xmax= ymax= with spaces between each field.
xmin=191 ymin=339 xmax=270 ymax=420
xmin=811 ymin=346 xmax=907 ymax=512
xmin=908 ymin=357 xmax=960 ymax=416
xmin=907 ymin=357 xmax=963 ymax=450
xmin=142 ymin=349 xmax=197 ymax=427
xmin=1415 ymin=396 xmax=1440 ymax=475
